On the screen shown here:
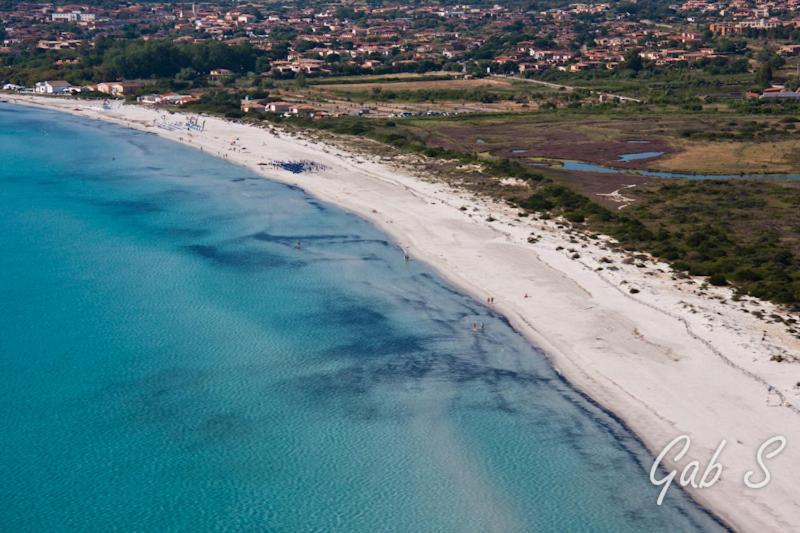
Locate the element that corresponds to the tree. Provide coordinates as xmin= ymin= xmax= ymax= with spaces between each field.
xmin=756 ymin=63 xmax=773 ymax=88
xmin=334 ymin=6 xmax=356 ymax=20
xmin=756 ymin=47 xmax=785 ymax=69
xmin=714 ymin=38 xmax=746 ymax=54
xmin=295 ymin=40 xmax=316 ymax=53
xmin=622 ymin=48 xmax=643 ymax=72
xmin=98 ymin=39 xmax=262 ymax=80
xmin=254 ymin=57 xmax=271 ymax=73
xmin=240 ymin=6 xmax=263 ymax=22
xmin=175 ymin=67 xmax=199 ymax=81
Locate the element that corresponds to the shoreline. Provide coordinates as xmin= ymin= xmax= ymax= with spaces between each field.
xmin=7 ymin=95 xmax=800 ymax=531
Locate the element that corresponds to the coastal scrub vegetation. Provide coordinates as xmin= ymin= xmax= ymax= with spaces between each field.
xmin=183 ymin=90 xmax=245 ymax=117
xmin=517 ymin=180 xmax=800 ymax=308
xmin=615 ymin=181 xmax=800 ymax=306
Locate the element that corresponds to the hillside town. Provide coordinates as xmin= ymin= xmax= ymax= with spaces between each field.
xmin=4 ymin=0 xmax=800 ymax=107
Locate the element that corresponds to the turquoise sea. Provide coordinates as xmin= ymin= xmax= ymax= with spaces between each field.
xmin=0 ymin=104 xmax=726 ymax=532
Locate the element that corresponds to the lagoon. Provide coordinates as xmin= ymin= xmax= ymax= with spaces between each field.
xmin=561 ymin=159 xmax=800 ymax=180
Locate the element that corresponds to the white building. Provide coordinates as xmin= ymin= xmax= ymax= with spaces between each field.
xmin=34 ymin=80 xmax=74 ymax=94
xmin=136 ymin=94 xmax=163 ymax=104
xmin=51 ymin=11 xmax=96 ymax=23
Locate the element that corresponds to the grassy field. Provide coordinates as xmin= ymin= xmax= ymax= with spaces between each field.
xmin=315 ymin=78 xmax=514 ymax=92
xmin=301 ymin=72 xmax=458 ymax=86
xmin=655 ymin=139 xmax=800 ymax=174
xmin=532 ymin=70 xmax=756 ymax=100
xmin=304 ymin=75 xmax=562 ymax=104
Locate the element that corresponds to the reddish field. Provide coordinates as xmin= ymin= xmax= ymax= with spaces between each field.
xmin=407 ymin=118 xmax=674 ymax=202
xmin=423 ymin=122 xmax=677 ymax=168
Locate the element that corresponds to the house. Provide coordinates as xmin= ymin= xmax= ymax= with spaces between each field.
xmin=271 ymin=59 xmax=326 ymax=74
xmin=240 ymin=99 xmax=268 ymax=113
xmin=291 ymin=103 xmax=316 ymax=116
xmin=569 ymin=62 xmax=597 ymax=72
xmin=137 ymin=94 xmax=163 ymax=104
xmin=37 ymin=39 xmax=83 ymax=50
xmin=2 ymin=83 xmax=24 ymax=91
xmin=51 ymin=11 xmax=96 ymax=23
xmin=527 ymin=49 xmax=573 ymax=63
xmin=135 ymin=92 xmax=197 ymax=105
xmin=34 ymin=80 xmax=74 ymax=94
xmin=210 ymin=68 xmax=234 ymax=81
xmin=160 ymin=93 xmax=199 ymax=105
xmin=779 ymin=44 xmax=800 ymax=57
xmin=96 ymin=81 xmax=145 ymax=96
xmin=236 ymin=14 xmax=257 ymax=24
xmin=246 ymin=101 xmax=317 ymax=116
xmin=267 ymin=101 xmax=294 ymax=113
xmin=759 ymin=90 xmax=800 ymax=101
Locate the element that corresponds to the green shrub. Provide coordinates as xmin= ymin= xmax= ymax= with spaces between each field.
xmin=709 ymin=274 xmax=728 ymax=286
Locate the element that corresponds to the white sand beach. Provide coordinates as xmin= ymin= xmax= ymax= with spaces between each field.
xmin=6 ymin=95 xmax=800 ymax=531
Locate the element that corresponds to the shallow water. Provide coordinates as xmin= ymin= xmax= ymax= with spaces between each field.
xmin=618 ymin=151 xmax=664 ymax=162
xmin=561 ymin=159 xmax=800 ymax=180
xmin=0 ymin=104 xmax=725 ymax=532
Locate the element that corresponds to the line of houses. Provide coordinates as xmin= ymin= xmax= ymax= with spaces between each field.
xmin=239 ymin=99 xmax=318 ymax=116
xmin=136 ymin=93 xmax=199 ymax=105
xmin=5 ymin=79 xmax=149 ymax=96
